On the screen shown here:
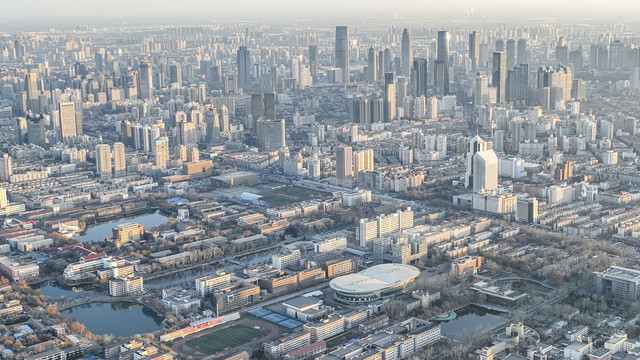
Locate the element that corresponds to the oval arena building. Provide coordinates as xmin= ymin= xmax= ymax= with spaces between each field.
xmin=329 ymin=264 xmax=421 ymax=304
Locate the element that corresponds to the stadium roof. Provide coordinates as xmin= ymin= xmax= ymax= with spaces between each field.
xmin=329 ymin=264 xmax=420 ymax=294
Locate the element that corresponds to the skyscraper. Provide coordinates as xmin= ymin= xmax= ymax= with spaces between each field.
xmin=59 ymin=102 xmax=77 ymax=139
xmin=517 ymin=39 xmax=527 ymax=65
xmin=435 ymin=30 xmax=451 ymax=96
xmin=205 ymin=106 xmax=220 ymax=144
xmin=27 ymin=116 xmax=46 ymax=147
xmin=495 ymin=39 xmax=505 ymax=52
xmin=335 ymin=26 xmax=349 ymax=83
xmin=251 ymin=93 xmax=264 ymax=126
xmin=309 ymin=45 xmax=318 ymax=82
xmin=506 ymin=39 xmax=516 ymax=69
xmin=473 ymin=149 xmax=499 ymax=192
xmin=139 ymin=62 xmax=153 ymax=100
xmin=237 ymin=45 xmax=251 ymax=90
xmin=469 ymin=31 xmax=480 ymax=72
xmin=113 ymin=142 xmax=126 ymax=175
xmin=492 ymin=51 xmax=508 ymax=103
xmin=336 ymin=146 xmax=353 ymax=181
xmin=411 ymin=58 xmax=428 ymax=97
xmin=401 ymin=29 xmax=412 ymax=77
xmin=465 ymin=135 xmax=487 ymax=188
xmin=434 ymin=60 xmax=449 ymax=96
xmin=0 ymin=154 xmax=11 ymax=182
xmin=264 ymin=92 xmax=276 ymax=120
xmin=368 ymin=47 xmax=378 ymax=82
xmin=169 ymin=64 xmax=182 ymax=85
xmin=15 ymin=117 xmax=27 ymax=144
xmin=95 ymin=144 xmax=112 ymax=177
xmin=154 ymin=136 xmax=169 ymax=169
xmin=437 ymin=31 xmax=450 ymax=63
xmin=384 ymin=72 xmax=396 ymax=122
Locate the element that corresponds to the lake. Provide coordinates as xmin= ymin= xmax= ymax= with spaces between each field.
xmin=437 ymin=305 xmax=507 ymax=341
xmin=76 ymin=211 xmax=170 ymax=243
xmin=61 ymin=302 xmax=163 ymax=337
xmin=35 ymin=280 xmax=97 ymax=299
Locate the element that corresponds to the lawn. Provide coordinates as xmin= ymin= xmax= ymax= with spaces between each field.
xmin=258 ymin=186 xmax=329 ymax=206
xmin=183 ymin=325 xmax=264 ymax=354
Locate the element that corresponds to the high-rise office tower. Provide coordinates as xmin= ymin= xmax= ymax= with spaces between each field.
xmin=154 ymin=136 xmax=169 ymax=169
xmin=335 ymin=26 xmax=349 ymax=83
xmin=435 ymin=30 xmax=451 ymax=96
xmin=384 ymin=49 xmax=392 ymax=73
xmin=113 ymin=142 xmax=126 ymax=175
xmin=237 ymin=45 xmax=251 ymax=90
xmin=492 ymin=51 xmax=508 ymax=103
xmin=205 ymin=107 xmax=220 ymax=144
xmin=384 ymin=72 xmax=396 ymax=122
xmin=139 ymin=62 xmax=153 ymax=100
xmin=378 ymin=50 xmax=386 ymax=81
xmin=309 ymin=45 xmax=318 ymax=82
xmin=495 ymin=39 xmax=505 ymax=52
xmin=506 ymin=39 xmax=516 ymax=69
xmin=0 ymin=154 xmax=12 ymax=182
xmin=59 ymin=102 xmax=77 ymax=139
xmin=169 ymin=64 xmax=182 ymax=85
xmin=368 ymin=47 xmax=378 ymax=82
xmin=15 ymin=117 xmax=27 ymax=144
xmin=95 ymin=144 xmax=112 ymax=177
xmin=27 ymin=116 xmax=46 ymax=147
xmin=336 ymin=145 xmax=353 ymax=181
xmin=465 ymin=135 xmax=489 ymax=189
xmin=251 ymin=93 xmax=264 ymax=125
xmin=473 ymin=149 xmax=498 ymax=192
xmin=396 ymin=76 xmax=408 ymax=107
xmin=264 ymin=92 xmax=276 ymax=120
xmin=25 ymin=73 xmax=38 ymax=101
xmin=434 ymin=60 xmax=449 ymax=96
xmin=506 ymin=64 xmax=529 ymax=105
xmin=469 ymin=31 xmax=480 ymax=72
xmin=411 ymin=58 xmax=428 ymax=97
xmin=517 ymin=39 xmax=527 ymax=65
xmin=257 ymin=119 xmax=285 ymax=150
xmin=437 ymin=31 xmax=450 ymax=63
xmin=401 ymin=29 xmax=412 ymax=76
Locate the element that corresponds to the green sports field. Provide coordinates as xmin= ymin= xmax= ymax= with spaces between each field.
xmin=183 ymin=325 xmax=264 ymax=354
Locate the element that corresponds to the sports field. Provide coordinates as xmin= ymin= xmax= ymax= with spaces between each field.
xmin=173 ymin=319 xmax=280 ymax=359
xmin=183 ymin=325 xmax=263 ymax=355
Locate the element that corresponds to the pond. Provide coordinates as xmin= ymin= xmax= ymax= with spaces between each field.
xmin=60 ymin=302 xmax=163 ymax=337
xmin=437 ymin=305 xmax=507 ymax=341
xmin=76 ymin=211 xmax=170 ymax=243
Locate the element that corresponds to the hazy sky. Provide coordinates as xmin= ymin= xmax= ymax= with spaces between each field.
xmin=2 ymin=0 xmax=640 ymax=27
